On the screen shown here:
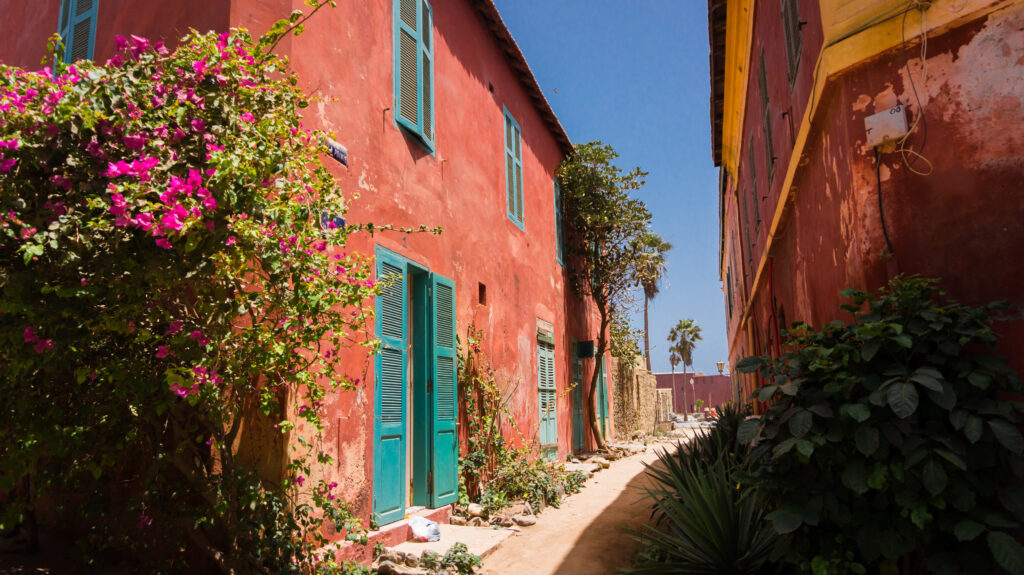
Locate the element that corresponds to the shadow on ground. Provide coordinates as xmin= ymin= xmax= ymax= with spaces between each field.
xmin=549 ymin=444 xmax=676 ymax=575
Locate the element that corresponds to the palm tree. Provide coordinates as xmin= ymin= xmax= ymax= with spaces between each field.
xmin=669 ymin=350 xmax=686 ymax=422
xmin=637 ymin=233 xmax=672 ymax=372
xmin=668 ymin=319 xmax=703 ymax=417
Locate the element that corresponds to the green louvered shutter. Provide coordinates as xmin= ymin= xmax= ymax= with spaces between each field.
xmin=538 ymin=341 xmax=557 ymax=460
xmin=59 ymin=0 xmax=99 ymax=62
xmin=394 ymin=0 xmax=434 ymax=150
xmin=420 ymin=0 xmax=434 ymax=146
xmin=430 ymin=273 xmax=458 ymax=506
xmin=373 ymin=250 xmax=407 ymax=525
xmin=571 ymin=354 xmax=584 ymax=451
xmin=504 ymin=109 xmax=523 ymax=227
xmin=554 ymin=180 xmax=564 ymax=265
xmin=597 ymin=356 xmax=609 ymax=440
xmin=395 ymin=0 xmax=420 ymax=133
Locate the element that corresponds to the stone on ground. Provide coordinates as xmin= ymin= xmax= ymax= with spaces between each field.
xmin=392 ymin=523 xmax=514 ymax=560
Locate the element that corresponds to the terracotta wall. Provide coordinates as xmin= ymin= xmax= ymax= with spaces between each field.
xmin=655 ymin=373 xmax=734 ymax=414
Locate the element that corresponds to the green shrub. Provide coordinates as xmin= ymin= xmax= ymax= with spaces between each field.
xmin=738 ymin=276 xmax=1024 ymax=574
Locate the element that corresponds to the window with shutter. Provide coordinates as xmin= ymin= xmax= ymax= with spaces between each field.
xmin=759 ymin=47 xmax=775 ymax=183
xmin=58 ymin=0 xmax=99 ymax=63
xmin=749 ymin=137 xmax=760 ymax=229
xmin=781 ymin=0 xmax=802 ymax=85
xmin=504 ymin=108 xmax=524 ymax=229
xmin=393 ymin=0 xmax=434 ymax=151
xmin=537 ymin=340 xmax=557 ymax=459
xmin=554 ymin=180 xmax=564 ymax=265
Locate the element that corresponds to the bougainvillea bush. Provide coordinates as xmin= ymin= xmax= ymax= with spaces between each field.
xmin=0 ymin=7 xmax=379 ymax=573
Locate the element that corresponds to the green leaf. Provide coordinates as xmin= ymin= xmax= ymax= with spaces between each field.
xmin=788 ymin=409 xmax=813 ymax=438
xmin=861 ymin=340 xmax=880 ymax=361
xmin=841 ymin=403 xmax=871 ymax=422
xmin=910 ymin=369 xmax=943 ymax=391
xmin=922 ymin=460 xmax=947 ymax=496
xmin=735 ymin=356 xmax=763 ymax=373
xmin=773 ymin=437 xmax=800 ymax=457
xmin=796 ymin=439 xmax=815 ymax=457
xmin=968 ymin=371 xmax=991 ymax=389
xmin=887 ymin=382 xmax=919 ymax=419
xmin=737 ymin=418 xmax=761 ymax=444
xmin=953 ymin=520 xmax=985 ymax=542
xmin=891 ymin=334 xmax=912 ymax=348
xmin=807 ymin=404 xmax=834 ymax=418
xmin=987 ymin=531 xmax=1024 ymax=575
xmin=842 ymin=461 xmax=869 ymax=495
xmin=934 ymin=449 xmax=967 ymax=471
xmin=767 ymin=506 xmax=803 ymax=534
xmin=964 ymin=416 xmax=983 ymax=443
xmin=989 ymin=419 xmax=1024 ymax=455
xmin=855 ymin=426 xmax=879 ymax=456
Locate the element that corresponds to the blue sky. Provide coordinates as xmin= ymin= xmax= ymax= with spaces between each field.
xmin=492 ymin=0 xmax=728 ymax=374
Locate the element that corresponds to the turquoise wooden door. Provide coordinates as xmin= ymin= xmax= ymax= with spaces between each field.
xmin=571 ymin=355 xmax=584 ymax=452
xmin=430 ymin=273 xmax=458 ymax=507
xmin=373 ymin=250 xmax=407 ymax=525
xmin=537 ymin=340 xmax=557 ymax=460
xmin=597 ymin=357 xmax=609 ymax=440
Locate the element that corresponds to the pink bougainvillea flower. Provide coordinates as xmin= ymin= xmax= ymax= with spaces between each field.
xmin=240 ymin=112 xmax=255 ymax=123
xmin=202 ymin=197 xmax=217 ymax=211
xmin=154 ymin=41 xmax=168 ymax=56
xmin=225 ymin=236 xmax=237 ymax=246
xmin=23 ymin=326 xmax=38 ymax=343
xmin=155 ymin=238 xmax=173 ymax=250
xmin=0 ymin=158 xmax=17 ymax=173
xmin=190 ymin=330 xmax=211 ymax=346
xmin=192 ymin=57 xmax=208 ymax=77
xmin=190 ymin=118 xmax=206 ymax=133
xmin=155 ymin=345 xmax=169 ymax=359
xmin=136 ymin=514 xmax=152 ymax=529
xmin=109 ymin=193 xmax=128 ymax=216
xmin=21 ymin=226 xmax=37 ymax=239
xmin=166 ymin=320 xmax=182 ymax=335
xmin=296 ymin=476 xmax=305 ymax=486
xmin=114 ymin=35 xmax=129 ymax=51
xmin=0 ymin=139 xmax=18 ymax=149
xmin=123 ymin=133 xmax=147 ymax=150
xmin=169 ymin=382 xmax=190 ymax=398
xmin=129 ymin=35 xmax=149 ymax=58
xmin=159 ymin=205 xmax=187 ymax=232
xmin=133 ymin=212 xmax=153 ymax=231
xmin=107 ymin=54 xmax=124 ymax=68
xmin=33 ymin=339 xmax=54 ymax=354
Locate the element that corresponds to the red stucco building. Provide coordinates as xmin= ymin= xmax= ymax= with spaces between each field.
xmin=0 ymin=0 xmax=615 ymax=533
xmin=655 ymin=372 xmax=733 ymax=415
xmin=710 ymin=0 xmax=1024 ymax=403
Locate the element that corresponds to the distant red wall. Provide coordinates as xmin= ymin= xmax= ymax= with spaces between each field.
xmin=655 ymin=373 xmax=733 ymax=414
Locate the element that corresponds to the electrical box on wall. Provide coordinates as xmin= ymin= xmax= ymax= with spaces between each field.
xmin=865 ymin=104 xmax=909 ymax=149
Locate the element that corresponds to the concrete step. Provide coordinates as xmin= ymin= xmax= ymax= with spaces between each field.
xmin=392 ymin=523 xmax=515 ymax=560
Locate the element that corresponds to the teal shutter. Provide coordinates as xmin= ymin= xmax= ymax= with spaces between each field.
xmin=597 ymin=357 xmax=609 ymax=440
xmin=504 ymin=108 xmax=524 ymax=228
xmin=554 ymin=180 xmax=564 ymax=265
xmin=430 ymin=273 xmax=458 ymax=506
xmin=571 ymin=354 xmax=584 ymax=452
xmin=538 ymin=341 xmax=557 ymax=460
xmin=59 ymin=0 xmax=99 ymax=62
xmin=374 ymin=250 xmax=408 ymax=525
xmin=394 ymin=0 xmax=434 ymax=150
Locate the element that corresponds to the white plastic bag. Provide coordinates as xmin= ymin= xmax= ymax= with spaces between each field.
xmin=409 ymin=516 xmax=441 ymax=542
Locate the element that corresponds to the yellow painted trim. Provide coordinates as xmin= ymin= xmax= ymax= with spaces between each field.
xmin=720 ymin=0 xmax=755 ymax=177
xmin=728 ymin=0 xmax=1014 ymax=335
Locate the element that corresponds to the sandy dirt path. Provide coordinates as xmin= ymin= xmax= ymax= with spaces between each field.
xmin=479 ymin=442 xmax=681 ymax=575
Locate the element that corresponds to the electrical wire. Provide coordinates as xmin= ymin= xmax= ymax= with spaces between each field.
xmin=896 ymin=2 xmax=935 ymax=175
xmin=874 ymin=148 xmax=897 ymax=262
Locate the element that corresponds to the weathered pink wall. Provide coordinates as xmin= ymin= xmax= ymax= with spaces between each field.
xmin=656 ymin=373 xmax=733 ymax=414
xmin=0 ymin=0 xmax=610 ymax=532
xmin=725 ymin=4 xmax=1024 ymax=399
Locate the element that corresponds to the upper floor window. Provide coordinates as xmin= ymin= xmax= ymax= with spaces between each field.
xmin=59 ymin=0 xmax=98 ymax=62
xmin=394 ymin=0 xmax=434 ymax=150
xmin=781 ymin=0 xmax=802 ymax=85
xmin=554 ymin=179 xmax=565 ymax=265
xmin=504 ymin=108 xmax=524 ymax=228
xmin=758 ymin=47 xmax=775 ymax=183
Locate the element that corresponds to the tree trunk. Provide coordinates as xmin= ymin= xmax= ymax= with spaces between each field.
xmin=587 ymin=313 xmax=610 ymax=452
xmin=643 ymin=295 xmax=651 ymax=372
xmin=681 ymin=365 xmax=689 ymax=422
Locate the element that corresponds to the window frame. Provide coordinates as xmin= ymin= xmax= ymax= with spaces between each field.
xmin=781 ymin=0 xmax=803 ymax=87
xmin=503 ymin=106 xmax=524 ymax=230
